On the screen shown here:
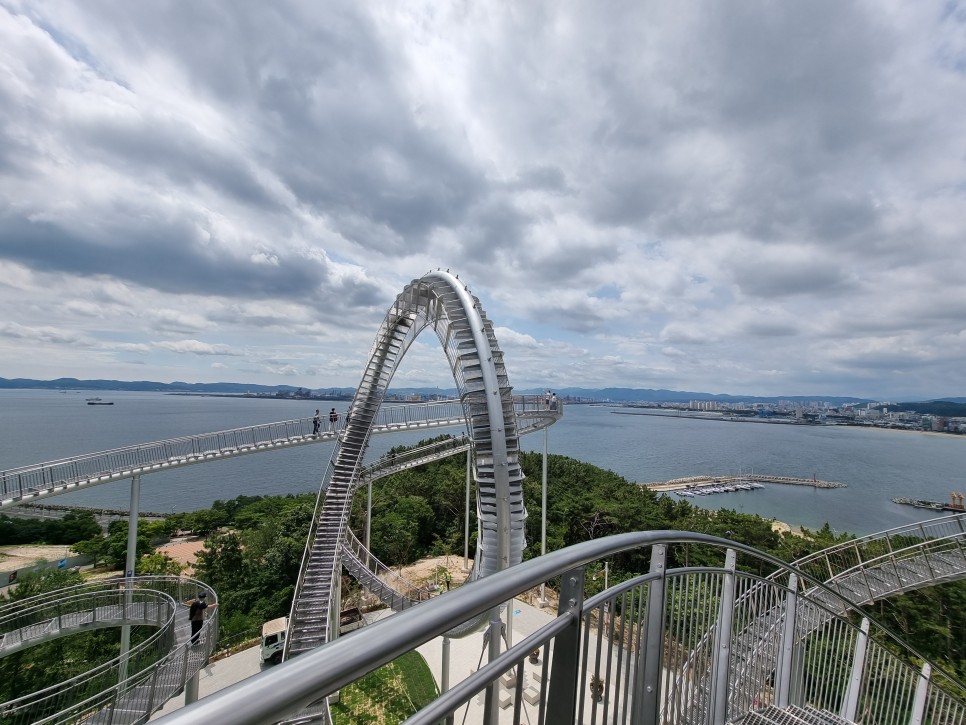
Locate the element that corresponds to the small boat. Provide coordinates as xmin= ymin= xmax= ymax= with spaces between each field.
xmin=86 ymin=397 xmax=114 ymax=406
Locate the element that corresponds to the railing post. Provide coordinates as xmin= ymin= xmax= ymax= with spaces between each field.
xmin=710 ymin=548 xmax=737 ymax=725
xmin=631 ymin=544 xmax=667 ymax=725
xmin=775 ymin=574 xmax=798 ymax=708
xmin=840 ymin=617 xmax=870 ymax=722
xmin=463 ymin=447 xmax=471 ymax=573
xmin=539 ymin=425 xmax=549 ymax=607
xmin=909 ymin=662 xmax=931 ymax=725
xmin=442 ymin=635 xmax=454 ymax=725
xmin=366 ymin=479 xmax=372 ymax=552
xmin=185 ymin=667 xmax=200 ymax=705
xmin=119 ymin=473 xmax=140 ymax=684
xmin=546 ymin=565 xmax=586 ymax=725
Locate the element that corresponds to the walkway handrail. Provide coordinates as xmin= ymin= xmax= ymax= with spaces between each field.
xmin=792 ymin=511 xmax=966 ymax=584
xmin=0 ymin=576 xmax=217 ymax=725
xmin=156 ymin=531 xmax=966 ymax=725
xmin=0 ymin=588 xmax=173 ymax=652
xmin=804 ymin=531 xmax=966 ymax=607
xmin=0 ymin=396 xmax=557 ymax=508
xmin=349 ymin=435 xmax=472 ymax=604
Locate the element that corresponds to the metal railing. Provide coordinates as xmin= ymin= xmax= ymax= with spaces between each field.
xmin=0 ymin=576 xmax=217 ymax=725
xmin=155 ymin=532 xmax=966 ymax=725
xmin=0 ymin=397 xmax=558 ymax=508
xmin=793 ymin=512 xmax=966 ymax=593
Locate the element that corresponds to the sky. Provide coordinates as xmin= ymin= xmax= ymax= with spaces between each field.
xmin=1 ymin=2 xmax=965 ymax=401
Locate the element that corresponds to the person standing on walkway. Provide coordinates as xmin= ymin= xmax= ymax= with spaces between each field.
xmin=189 ymin=591 xmax=217 ymax=645
xmin=329 ymin=408 xmax=339 ymax=431
xmin=312 ymin=409 xmax=321 ymax=436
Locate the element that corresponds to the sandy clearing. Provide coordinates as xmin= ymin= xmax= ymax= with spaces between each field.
xmin=0 ymin=544 xmax=74 ymax=570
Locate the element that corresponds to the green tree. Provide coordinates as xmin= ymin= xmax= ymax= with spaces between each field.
xmin=1 ymin=567 xmax=82 ymax=602
xmin=104 ymin=520 xmax=151 ymax=570
xmin=71 ymin=534 xmax=109 ymax=568
xmin=136 ymin=551 xmax=185 ymax=575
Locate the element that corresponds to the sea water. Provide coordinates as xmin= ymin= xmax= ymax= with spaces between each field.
xmin=1 ymin=390 xmax=964 ymax=535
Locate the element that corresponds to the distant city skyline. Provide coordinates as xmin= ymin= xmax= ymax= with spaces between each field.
xmin=1 ymin=3 xmax=964 ymax=400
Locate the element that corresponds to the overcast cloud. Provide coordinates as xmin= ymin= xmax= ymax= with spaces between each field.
xmin=1 ymin=1 xmax=964 ymax=400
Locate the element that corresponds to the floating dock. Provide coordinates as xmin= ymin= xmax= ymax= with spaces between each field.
xmin=892 ymin=492 xmax=965 ymax=513
xmin=641 ymin=474 xmax=846 ymax=495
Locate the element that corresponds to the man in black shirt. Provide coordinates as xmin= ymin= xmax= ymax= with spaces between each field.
xmin=189 ymin=591 xmax=217 ymax=645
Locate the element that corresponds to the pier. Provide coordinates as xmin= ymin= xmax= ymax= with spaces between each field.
xmin=641 ymin=474 xmax=846 ymax=493
xmin=892 ymin=492 xmax=965 ymax=513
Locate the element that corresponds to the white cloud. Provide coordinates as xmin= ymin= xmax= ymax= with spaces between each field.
xmin=153 ymin=339 xmax=237 ymax=356
xmin=0 ymin=1 xmax=963 ymax=398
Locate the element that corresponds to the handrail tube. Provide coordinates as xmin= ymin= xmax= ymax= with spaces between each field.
xmin=157 ymin=531 xmax=819 ymax=725
xmin=0 ymin=576 xmax=215 ymax=724
xmin=0 ymin=397 xmax=556 ymax=509
xmin=157 ymin=528 xmax=966 ymax=725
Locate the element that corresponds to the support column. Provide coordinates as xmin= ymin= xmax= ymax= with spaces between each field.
xmin=366 ymin=478 xmax=372 ymax=551
xmin=506 ymin=597 xmax=514 ymax=648
xmin=482 ymin=610 xmax=503 ymax=725
xmin=841 ymin=618 xmax=870 ymax=722
xmin=539 ymin=426 xmax=549 ymax=607
xmin=463 ymin=447 xmax=471 ymax=573
xmin=185 ymin=671 xmax=200 ymax=705
xmin=909 ymin=662 xmax=931 ymax=725
xmin=710 ymin=548 xmax=737 ymax=725
xmin=330 ymin=562 xmax=343 ymax=704
xmin=546 ymin=566 xmax=586 ymax=725
xmin=119 ymin=474 xmax=140 ymax=683
xmin=442 ymin=636 xmax=455 ymax=725
xmin=775 ymin=574 xmax=799 ymax=708
xmin=632 ymin=544 xmax=667 ymax=725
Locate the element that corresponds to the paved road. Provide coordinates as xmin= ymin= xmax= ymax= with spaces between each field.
xmin=150 ymin=645 xmax=264 ymax=720
xmin=150 ymin=599 xmax=600 ymax=724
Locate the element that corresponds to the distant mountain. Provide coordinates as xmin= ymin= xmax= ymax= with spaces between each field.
xmin=543 ymin=386 xmax=871 ymax=406
xmin=0 ymin=377 xmax=901 ymax=406
xmin=0 ymin=377 xmax=306 ymax=394
xmin=887 ymin=400 xmax=966 ymax=416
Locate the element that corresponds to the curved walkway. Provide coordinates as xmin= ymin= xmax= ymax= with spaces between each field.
xmin=674 ymin=512 xmax=966 ymax=724
xmin=0 ymin=576 xmax=217 ymax=725
xmin=0 ymin=400 xmax=470 ymax=508
xmin=794 ymin=511 xmax=966 ymax=608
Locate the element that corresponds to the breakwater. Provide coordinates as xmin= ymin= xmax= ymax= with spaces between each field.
xmin=641 ymin=474 xmax=846 ymax=492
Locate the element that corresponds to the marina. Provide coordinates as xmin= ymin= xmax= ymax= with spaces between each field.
xmin=642 ymin=473 xmax=847 ymax=497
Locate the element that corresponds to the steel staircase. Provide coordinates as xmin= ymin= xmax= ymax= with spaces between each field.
xmin=284 ymin=271 xmax=531 ymax=660
xmin=736 ymin=704 xmax=855 ymax=725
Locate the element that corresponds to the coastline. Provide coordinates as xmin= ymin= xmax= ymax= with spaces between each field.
xmin=611 ymin=409 xmax=965 ymax=439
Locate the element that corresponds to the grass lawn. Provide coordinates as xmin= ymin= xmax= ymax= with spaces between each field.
xmin=330 ymin=650 xmax=439 ymax=724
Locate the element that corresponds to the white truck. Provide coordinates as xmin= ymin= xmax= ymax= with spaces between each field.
xmin=260 ymin=609 xmax=366 ymax=665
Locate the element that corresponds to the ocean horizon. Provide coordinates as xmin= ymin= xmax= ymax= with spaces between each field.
xmin=1 ymin=389 xmax=964 ymax=536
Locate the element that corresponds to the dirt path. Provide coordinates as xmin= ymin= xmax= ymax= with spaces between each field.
xmin=351 ymin=554 xmax=560 ymax=611
xmin=0 ymin=544 xmax=73 ymax=570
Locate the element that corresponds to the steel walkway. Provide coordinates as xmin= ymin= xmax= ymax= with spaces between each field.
xmin=794 ymin=512 xmax=966 ymax=609
xmin=676 ymin=512 xmax=966 ymax=725
xmin=0 ymin=398 xmax=555 ymax=510
xmin=284 ymin=270 xmax=562 ymax=660
xmin=0 ymin=577 xmax=217 ymax=725
xmin=0 ymin=400 xmax=467 ymax=508
xmin=155 ymin=531 xmax=966 ymax=725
